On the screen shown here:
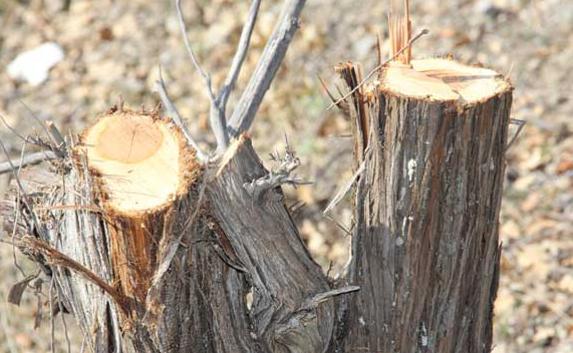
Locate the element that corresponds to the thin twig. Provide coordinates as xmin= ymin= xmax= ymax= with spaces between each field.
xmin=0 ymin=140 xmax=30 ymax=194
xmin=327 ymin=28 xmax=429 ymax=110
xmin=323 ymin=214 xmax=352 ymax=237
xmin=175 ymin=0 xmax=229 ymax=152
xmin=505 ymin=118 xmax=526 ymax=152
xmin=19 ymin=236 xmax=130 ymax=314
xmin=45 ymin=121 xmax=67 ymax=158
xmin=18 ymin=99 xmax=52 ymax=138
xmin=154 ymin=67 xmax=207 ymax=162
xmin=0 ymin=150 xmax=58 ymax=175
xmin=49 ymin=277 xmax=56 ymax=353
xmin=323 ymin=161 xmax=365 ymax=215
xmin=227 ymin=0 xmax=307 ymax=136
xmin=56 ymin=281 xmax=72 ymax=353
xmin=175 ymin=0 xmax=215 ymax=101
xmin=0 ymin=113 xmax=32 ymax=145
xmin=11 ymin=144 xmax=28 ymax=278
xmin=218 ymin=0 xmax=262 ymax=115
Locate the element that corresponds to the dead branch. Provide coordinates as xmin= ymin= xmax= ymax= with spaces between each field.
xmin=228 ymin=0 xmax=306 ymax=135
xmin=175 ymin=0 xmax=229 ymax=153
xmin=0 ymin=150 xmax=58 ymax=175
xmin=154 ymin=67 xmax=208 ymax=162
xmin=18 ymin=236 xmax=130 ymax=314
xmin=218 ymin=0 xmax=262 ymax=116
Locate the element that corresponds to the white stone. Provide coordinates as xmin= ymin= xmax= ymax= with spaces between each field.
xmin=7 ymin=42 xmax=64 ymax=86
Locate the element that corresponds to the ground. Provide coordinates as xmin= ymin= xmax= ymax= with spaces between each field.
xmin=0 ymin=0 xmax=571 ymax=352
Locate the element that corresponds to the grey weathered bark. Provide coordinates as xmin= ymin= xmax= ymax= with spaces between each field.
xmin=332 ymin=61 xmax=512 ymax=353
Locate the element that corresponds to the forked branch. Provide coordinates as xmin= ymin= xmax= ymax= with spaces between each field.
xmin=168 ymin=0 xmax=305 ymax=155
xmin=175 ymin=0 xmax=228 ymax=153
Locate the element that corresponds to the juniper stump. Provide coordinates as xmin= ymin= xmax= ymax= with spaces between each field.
xmin=335 ymin=56 xmax=512 ymax=352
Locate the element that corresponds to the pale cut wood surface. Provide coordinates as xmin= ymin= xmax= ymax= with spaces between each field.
xmin=381 ymin=58 xmax=509 ymax=102
xmin=83 ymin=110 xmax=195 ymax=214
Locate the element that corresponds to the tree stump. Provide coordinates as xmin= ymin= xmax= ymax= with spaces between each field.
xmin=336 ymin=57 xmax=513 ymax=352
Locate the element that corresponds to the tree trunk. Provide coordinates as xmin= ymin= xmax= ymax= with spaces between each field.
xmin=335 ymin=58 xmax=512 ymax=352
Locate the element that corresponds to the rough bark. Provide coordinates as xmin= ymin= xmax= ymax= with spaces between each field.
xmin=208 ymin=136 xmax=336 ymax=353
xmin=336 ymin=62 xmax=512 ymax=353
xmin=1 ymin=113 xmax=343 ymax=353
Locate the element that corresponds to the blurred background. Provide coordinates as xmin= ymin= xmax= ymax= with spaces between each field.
xmin=0 ymin=0 xmax=571 ymax=352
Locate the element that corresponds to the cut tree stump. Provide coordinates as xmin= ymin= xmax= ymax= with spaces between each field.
xmin=83 ymin=110 xmax=200 ymax=310
xmin=334 ymin=56 xmax=512 ymax=352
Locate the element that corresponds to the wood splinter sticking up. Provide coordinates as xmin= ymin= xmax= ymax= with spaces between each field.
xmin=383 ymin=0 xmax=509 ymax=103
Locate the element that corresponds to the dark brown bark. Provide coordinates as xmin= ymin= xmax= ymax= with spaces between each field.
xmin=336 ymin=63 xmax=512 ymax=353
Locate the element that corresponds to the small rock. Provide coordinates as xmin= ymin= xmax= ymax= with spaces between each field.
xmin=7 ymin=42 xmax=65 ymax=86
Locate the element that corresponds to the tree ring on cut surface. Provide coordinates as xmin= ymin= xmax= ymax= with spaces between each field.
xmin=82 ymin=109 xmax=197 ymax=215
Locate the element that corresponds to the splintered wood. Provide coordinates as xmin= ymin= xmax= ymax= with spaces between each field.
xmin=388 ymin=0 xmax=412 ymax=64
xmin=384 ymin=0 xmax=509 ymax=103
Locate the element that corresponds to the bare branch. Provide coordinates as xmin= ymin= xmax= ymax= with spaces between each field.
xmin=154 ymin=67 xmax=208 ymax=162
xmin=175 ymin=0 xmax=229 ymax=152
xmin=18 ymin=99 xmax=52 ymax=138
xmin=209 ymin=107 xmax=229 ymax=155
xmin=19 ymin=236 xmax=130 ymax=314
xmin=323 ymin=161 xmax=365 ymax=215
xmin=0 ymin=150 xmax=58 ymax=175
xmin=175 ymin=0 xmax=215 ymax=101
xmin=228 ymin=0 xmax=306 ymax=136
xmin=218 ymin=0 xmax=262 ymax=114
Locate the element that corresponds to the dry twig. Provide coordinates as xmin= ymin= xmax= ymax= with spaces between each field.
xmin=175 ymin=0 xmax=228 ymax=152
xmin=218 ymin=0 xmax=262 ymax=116
xmin=327 ymin=28 xmax=429 ymax=110
xmin=0 ymin=150 xmax=58 ymax=175
xmin=154 ymin=67 xmax=208 ymax=162
xmin=228 ymin=0 xmax=306 ymax=135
